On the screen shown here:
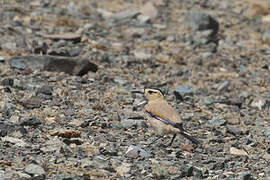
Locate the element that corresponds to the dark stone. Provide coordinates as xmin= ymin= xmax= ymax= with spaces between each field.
xmin=193 ymin=166 xmax=203 ymax=178
xmin=181 ymin=164 xmax=193 ymax=177
xmin=267 ymin=145 xmax=270 ymax=154
xmin=184 ymin=11 xmax=219 ymax=35
xmin=63 ymin=138 xmax=83 ymax=145
xmin=2 ymin=102 xmax=16 ymax=117
xmin=240 ymin=171 xmax=253 ymax=180
xmin=0 ymin=121 xmax=15 ymax=137
xmin=36 ymin=86 xmax=53 ymax=96
xmin=80 ymin=121 xmax=90 ymax=128
xmin=68 ymin=48 xmax=82 ymax=57
xmin=174 ymin=85 xmax=195 ymax=101
xmin=19 ymin=117 xmax=42 ymax=127
xmin=1 ymin=78 xmax=14 ymax=86
xmin=10 ymin=20 xmax=23 ymax=26
xmin=227 ymin=126 xmax=243 ymax=136
xmin=8 ymin=55 xmax=98 ymax=76
xmin=56 ymin=174 xmax=77 ymax=180
xmin=33 ymin=42 xmax=48 ymax=55
xmin=99 ymin=147 xmax=118 ymax=156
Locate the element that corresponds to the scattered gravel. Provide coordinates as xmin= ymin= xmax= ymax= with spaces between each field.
xmin=0 ymin=0 xmax=270 ymax=179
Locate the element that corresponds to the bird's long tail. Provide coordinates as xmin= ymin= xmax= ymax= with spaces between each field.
xmin=180 ymin=131 xmax=200 ymax=144
xmin=174 ymin=123 xmax=200 ymax=144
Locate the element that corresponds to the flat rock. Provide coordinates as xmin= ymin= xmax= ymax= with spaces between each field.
xmin=43 ymin=33 xmax=81 ymax=42
xmin=125 ymin=145 xmax=151 ymax=158
xmin=24 ymin=163 xmax=45 ymax=175
xmin=209 ymin=116 xmax=227 ymax=126
xmin=230 ymin=147 xmax=248 ymax=156
xmin=116 ymin=163 xmax=131 ymax=176
xmin=1 ymin=136 xmax=28 ymax=147
xmin=110 ymin=9 xmax=140 ymax=22
xmin=133 ymin=50 xmax=152 ymax=60
xmin=8 ymin=55 xmax=98 ymax=76
xmin=137 ymin=15 xmax=151 ymax=24
xmin=139 ymin=2 xmax=158 ymax=19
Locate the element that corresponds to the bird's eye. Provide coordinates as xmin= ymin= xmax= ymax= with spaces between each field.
xmin=148 ymin=90 xmax=155 ymax=94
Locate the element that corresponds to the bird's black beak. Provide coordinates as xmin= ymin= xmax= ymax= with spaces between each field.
xmin=131 ymin=90 xmax=144 ymax=94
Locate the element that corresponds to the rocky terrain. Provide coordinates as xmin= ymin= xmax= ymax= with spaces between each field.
xmin=0 ymin=0 xmax=270 ymax=179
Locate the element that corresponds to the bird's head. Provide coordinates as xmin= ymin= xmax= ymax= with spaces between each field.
xmin=144 ymin=88 xmax=164 ymax=101
xmin=131 ymin=88 xmax=164 ymax=101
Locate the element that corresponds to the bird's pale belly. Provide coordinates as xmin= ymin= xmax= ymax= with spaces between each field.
xmin=148 ymin=117 xmax=180 ymax=135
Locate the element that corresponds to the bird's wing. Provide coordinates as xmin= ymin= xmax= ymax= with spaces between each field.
xmin=144 ymin=100 xmax=182 ymax=125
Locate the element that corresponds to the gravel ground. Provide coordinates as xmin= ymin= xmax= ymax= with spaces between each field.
xmin=0 ymin=0 xmax=270 ymax=179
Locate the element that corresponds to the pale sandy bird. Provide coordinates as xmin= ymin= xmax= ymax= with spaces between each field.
xmin=132 ymin=88 xmax=199 ymax=146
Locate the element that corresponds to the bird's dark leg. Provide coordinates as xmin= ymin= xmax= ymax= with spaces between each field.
xmin=169 ymin=134 xmax=177 ymax=146
xmin=147 ymin=135 xmax=162 ymax=147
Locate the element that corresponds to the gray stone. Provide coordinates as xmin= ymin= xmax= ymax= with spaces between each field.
xmin=56 ymin=174 xmax=77 ymax=180
xmin=1 ymin=42 xmax=17 ymax=50
xmin=110 ymin=10 xmax=140 ymax=22
xmin=174 ymin=85 xmax=195 ymax=100
xmin=184 ymin=11 xmax=219 ymax=35
xmin=209 ymin=116 xmax=227 ymax=126
xmin=41 ymin=137 xmax=64 ymax=153
xmin=0 ymin=170 xmax=4 ymax=179
xmin=25 ymin=163 xmax=45 ymax=175
xmin=16 ymin=171 xmax=32 ymax=179
xmin=217 ymin=81 xmax=230 ymax=92
xmin=166 ymin=35 xmax=175 ymax=42
xmin=2 ymin=102 xmax=16 ymax=117
xmin=264 ymin=127 xmax=270 ymax=137
xmin=126 ymin=145 xmax=151 ymax=158
xmin=36 ymin=85 xmax=53 ymax=96
xmin=120 ymin=119 xmax=147 ymax=129
xmin=1 ymin=136 xmax=28 ymax=147
xmin=117 ymin=109 xmax=145 ymax=121
xmin=227 ymin=126 xmax=243 ymax=136
xmin=8 ymin=57 xmax=26 ymax=69
xmin=80 ymin=157 xmax=109 ymax=169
